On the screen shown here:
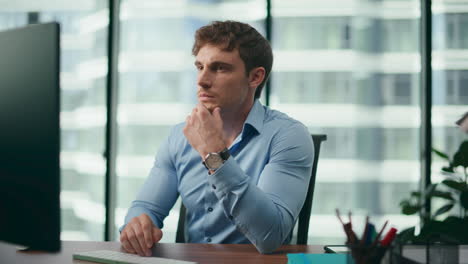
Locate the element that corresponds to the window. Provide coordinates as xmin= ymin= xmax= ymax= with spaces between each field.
xmin=273 ymin=17 xmax=351 ymax=50
xmin=384 ymin=128 xmax=418 ymax=160
xmin=272 ymin=72 xmax=353 ymax=104
xmin=271 ymin=0 xmax=420 ymax=244
xmin=432 ymin=8 xmax=468 ymax=191
xmin=382 ymin=19 xmax=419 ymax=52
xmin=380 ymin=73 xmax=416 ymax=105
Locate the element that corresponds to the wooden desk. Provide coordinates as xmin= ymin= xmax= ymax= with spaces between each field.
xmin=0 ymin=241 xmax=324 ymax=264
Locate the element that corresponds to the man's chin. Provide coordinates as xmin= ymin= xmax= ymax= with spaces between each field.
xmin=200 ymin=102 xmax=217 ymax=113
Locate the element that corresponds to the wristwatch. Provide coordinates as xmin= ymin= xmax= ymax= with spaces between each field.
xmin=202 ymin=148 xmax=230 ymax=171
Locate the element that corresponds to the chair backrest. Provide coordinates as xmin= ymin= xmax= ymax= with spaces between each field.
xmin=176 ymin=134 xmax=327 ymax=244
xmin=295 ymin=134 xmax=326 ymax=244
xmin=176 ymin=201 xmax=186 ymax=243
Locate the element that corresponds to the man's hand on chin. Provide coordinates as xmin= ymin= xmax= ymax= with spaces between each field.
xmin=183 ymin=104 xmax=226 ymax=159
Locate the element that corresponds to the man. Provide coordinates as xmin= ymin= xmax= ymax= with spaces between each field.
xmin=120 ymin=20 xmax=314 ymax=255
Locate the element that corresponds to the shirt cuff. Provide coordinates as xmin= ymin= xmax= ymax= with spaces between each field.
xmin=208 ymin=157 xmax=248 ymax=198
xmin=121 ymin=206 xmax=163 ymax=232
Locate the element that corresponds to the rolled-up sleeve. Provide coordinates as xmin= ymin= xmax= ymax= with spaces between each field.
xmin=207 ymin=122 xmax=314 ymax=253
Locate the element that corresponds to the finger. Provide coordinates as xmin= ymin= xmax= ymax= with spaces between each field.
xmin=120 ymin=231 xmax=135 ymax=254
xmin=133 ymin=222 xmax=152 ymax=256
xmin=140 ymin=216 xmax=155 ymax=248
xmin=122 ymin=244 xmax=136 ymax=254
xmin=189 ymin=115 xmax=195 ymax=126
xmin=127 ymin=226 xmax=147 ymax=257
xmin=191 ymin=108 xmax=199 ymax=125
xmin=213 ymin=107 xmax=222 ymax=121
xmin=152 ymin=227 xmax=163 ymax=243
xmin=197 ymin=103 xmax=209 ymax=117
xmin=191 ymin=111 xmax=202 ymax=128
xmin=186 ymin=114 xmax=193 ymax=126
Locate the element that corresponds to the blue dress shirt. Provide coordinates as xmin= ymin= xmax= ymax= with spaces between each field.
xmin=122 ymin=100 xmax=314 ymax=253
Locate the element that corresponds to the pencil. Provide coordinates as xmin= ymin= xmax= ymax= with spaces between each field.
xmin=370 ymin=220 xmax=388 ymax=248
xmin=336 ymin=209 xmax=345 ymax=225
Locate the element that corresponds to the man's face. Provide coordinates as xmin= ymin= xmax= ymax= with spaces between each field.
xmin=194 ymin=44 xmax=253 ymax=113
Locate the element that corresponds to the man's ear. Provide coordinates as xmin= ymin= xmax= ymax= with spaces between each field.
xmin=248 ymin=67 xmax=266 ymax=90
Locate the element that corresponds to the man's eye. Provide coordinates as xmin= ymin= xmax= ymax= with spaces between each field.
xmin=216 ymin=65 xmax=225 ymax=71
xmin=196 ymin=65 xmax=203 ymax=71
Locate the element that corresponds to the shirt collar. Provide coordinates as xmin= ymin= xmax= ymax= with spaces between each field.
xmin=243 ymin=99 xmax=265 ymax=135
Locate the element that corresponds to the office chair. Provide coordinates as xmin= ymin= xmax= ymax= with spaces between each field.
xmin=176 ymin=134 xmax=327 ymax=244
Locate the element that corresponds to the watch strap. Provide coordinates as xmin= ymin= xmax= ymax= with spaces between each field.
xmin=219 ymin=148 xmax=230 ymax=161
xmin=202 ymin=148 xmax=230 ymax=171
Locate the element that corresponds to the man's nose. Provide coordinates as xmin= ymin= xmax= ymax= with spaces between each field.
xmin=197 ymin=68 xmax=212 ymax=89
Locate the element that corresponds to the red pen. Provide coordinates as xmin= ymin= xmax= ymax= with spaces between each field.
xmin=380 ymin=227 xmax=397 ymax=247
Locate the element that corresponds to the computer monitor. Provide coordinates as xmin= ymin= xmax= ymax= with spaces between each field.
xmin=0 ymin=22 xmax=61 ymax=252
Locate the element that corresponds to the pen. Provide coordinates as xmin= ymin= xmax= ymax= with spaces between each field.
xmin=359 ymin=216 xmax=370 ymax=246
xmin=365 ymin=223 xmax=375 ymax=245
xmin=348 ymin=211 xmax=353 ymax=228
xmin=336 ymin=209 xmax=358 ymax=244
xmin=346 ymin=211 xmax=359 ymax=243
xmin=336 ymin=209 xmax=345 ymax=225
xmin=380 ymin=227 xmax=397 ymax=247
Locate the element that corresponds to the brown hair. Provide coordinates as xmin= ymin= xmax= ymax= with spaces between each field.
xmin=192 ymin=20 xmax=273 ymax=99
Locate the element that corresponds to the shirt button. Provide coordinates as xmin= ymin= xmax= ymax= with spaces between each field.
xmin=207 ymin=238 xmax=212 ymax=242
xmin=207 ymin=207 xmax=213 ymax=212
xmin=212 ymin=184 xmax=216 ymax=189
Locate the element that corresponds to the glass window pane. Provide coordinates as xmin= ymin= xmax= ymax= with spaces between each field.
xmin=271 ymin=0 xmax=420 ymax=244
xmin=432 ymin=7 xmax=468 ymax=218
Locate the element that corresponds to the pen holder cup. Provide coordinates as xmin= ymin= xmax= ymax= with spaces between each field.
xmin=347 ymin=244 xmax=390 ymax=264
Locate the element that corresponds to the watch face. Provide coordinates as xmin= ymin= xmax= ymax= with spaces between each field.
xmin=205 ymin=153 xmax=224 ymax=170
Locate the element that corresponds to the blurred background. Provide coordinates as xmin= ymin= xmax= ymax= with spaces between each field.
xmin=0 ymin=0 xmax=466 ymax=244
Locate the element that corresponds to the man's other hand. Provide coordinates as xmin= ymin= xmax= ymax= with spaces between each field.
xmin=120 ymin=213 xmax=163 ymax=257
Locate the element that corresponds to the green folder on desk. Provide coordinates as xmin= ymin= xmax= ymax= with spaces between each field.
xmin=287 ymin=253 xmax=354 ymax=264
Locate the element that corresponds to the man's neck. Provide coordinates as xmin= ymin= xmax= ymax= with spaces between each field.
xmin=221 ymin=100 xmax=255 ymax=147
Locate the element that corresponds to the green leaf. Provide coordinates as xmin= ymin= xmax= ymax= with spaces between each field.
xmin=442 ymin=166 xmax=455 ymax=173
xmin=410 ymin=191 xmax=421 ymax=198
xmin=431 ymin=190 xmax=454 ymax=201
xmin=452 ymin=141 xmax=468 ymax=168
xmin=443 ymin=216 xmax=463 ymax=225
xmin=440 ymin=168 xmax=463 ymax=181
xmin=402 ymin=204 xmax=421 ymax=215
xmin=433 ymin=147 xmax=450 ymax=161
xmin=417 ymin=218 xmax=468 ymax=244
xmin=397 ymin=227 xmax=415 ymax=243
xmin=460 ymin=191 xmax=468 ymax=210
xmin=399 ymin=199 xmax=410 ymax=207
xmin=442 ymin=180 xmax=468 ymax=192
xmin=433 ymin=203 xmax=455 ymax=218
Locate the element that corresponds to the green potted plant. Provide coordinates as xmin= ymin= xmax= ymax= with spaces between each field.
xmin=398 ymin=115 xmax=468 ymax=243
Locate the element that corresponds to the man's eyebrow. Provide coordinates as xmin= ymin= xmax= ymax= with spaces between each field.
xmin=210 ymin=61 xmax=234 ymax=68
xmin=194 ymin=60 xmax=234 ymax=68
